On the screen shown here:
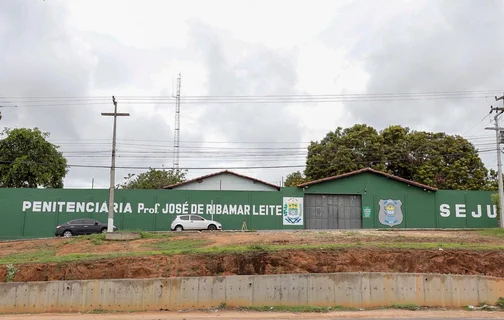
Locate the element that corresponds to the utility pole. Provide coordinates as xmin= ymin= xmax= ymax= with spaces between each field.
xmin=101 ymin=96 xmax=130 ymax=232
xmin=485 ymin=95 xmax=504 ymax=228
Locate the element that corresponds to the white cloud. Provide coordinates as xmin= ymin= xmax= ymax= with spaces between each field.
xmin=0 ymin=0 xmax=501 ymax=188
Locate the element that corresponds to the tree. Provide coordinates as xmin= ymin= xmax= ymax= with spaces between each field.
xmin=120 ymin=168 xmax=187 ymax=189
xmin=305 ymin=124 xmax=386 ymax=180
xmin=284 ymin=171 xmax=306 ymax=187
xmin=304 ymin=124 xmax=491 ymax=190
xmin=485 ymin=169 xmax=499 ymax=191
xmin=405 ymin=131 xmax=488 ymax=190
xmin=0 ymin=128 xmax=68 ymax=188
xmin=491 ymin=193 xmax=501 ymax=226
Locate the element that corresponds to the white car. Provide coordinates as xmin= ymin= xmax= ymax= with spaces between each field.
xmin=170 ymin=214 xmax=222 ymax=231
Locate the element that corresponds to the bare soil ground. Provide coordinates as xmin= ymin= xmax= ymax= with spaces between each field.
xmin=0 ymin=230 xmax=500 ymax=257
xmin=1 ymin=230 xmax=503 ymax=282
xmin=1 ymin=310 xmax=503 ymax=319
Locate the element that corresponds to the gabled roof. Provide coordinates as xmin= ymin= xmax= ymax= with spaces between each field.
xmin=163 ymin=170 xmax=281 ymax=190
xmin=297 ymin=167 xmax=438 ymax=191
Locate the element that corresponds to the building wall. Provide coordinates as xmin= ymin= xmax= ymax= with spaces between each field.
xmin=0 ymin=187 xmax=304 ymax=240
xmin=171 ymin=173 xmax=278 ymax=191
xmin=302 ymin=172 xmax=496 ymax=229
xmin=0 ymin=172 xmax=497 ymax=240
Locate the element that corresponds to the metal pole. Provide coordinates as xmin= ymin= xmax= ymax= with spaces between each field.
xmin=107 ymin=97 xmax=118 ymax=232
xmin=173 ymin=73 xmax=181 ymax=169
xmin=487 ymin=97 xmax=504 ymax=228
xmin=495 ymin=113 xmax=504 ymax=228
xmin=211 ymin=199 xmax=214 ymax=221
xmin=495 ymin=94 xmax=504 ymax=228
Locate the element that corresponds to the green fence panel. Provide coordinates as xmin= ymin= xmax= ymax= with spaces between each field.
xmin=435 ymin=190 xmax=496 ymax=228
xmin=403 ymin=191 xmax=437 ymax=228
xmin=0 ymin=186 xmax=498 ymax=240
xmin=0 ymin=190 xmax=26 ymax=239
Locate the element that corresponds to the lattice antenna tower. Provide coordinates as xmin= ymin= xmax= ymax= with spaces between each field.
xmin=173 ymin=73 xmax=181 ymax=169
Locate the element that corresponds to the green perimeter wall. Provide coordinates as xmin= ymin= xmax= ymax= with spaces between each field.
xmin=0 ymin=172 xmax=497 ymax=239
xmin=303 ymin=172 xmax=497 ymax=229
xmin=0 ymin=188 xmax=304 ymax=240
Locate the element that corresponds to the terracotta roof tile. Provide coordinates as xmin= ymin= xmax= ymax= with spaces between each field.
xmin=164 ymin=170 xmax=281 ymax=190
xmin=297 ymin=167 xmax=438 ymax=191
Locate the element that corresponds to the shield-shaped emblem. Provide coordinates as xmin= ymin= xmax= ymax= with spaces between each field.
xmin=288 ymin=202 xmax=299 ymax=217
xmin=378 ymin=199 xmax=403 ymax=227
xmin=283 ymin=197 xmax=303 ymax=225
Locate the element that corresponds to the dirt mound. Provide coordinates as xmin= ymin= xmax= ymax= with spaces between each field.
xmin=2 ymin=248 xmax=504 ymax=282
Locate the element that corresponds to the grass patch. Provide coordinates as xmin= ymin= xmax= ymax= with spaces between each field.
xmin=3 ymin=238 xmax=504 ymax=265
xmin=247 ymin=245 xmax=267 ymax=251
xmin=373 ymin=242 xmax=504 ymax=250
xmin=58 ymin=230 xmax=173 ymax=245
xmin=479 ymin=229 xmax=504 ymax=238
xmin=194 ymin=241 xmax=504 ymax=256
xmin=498 ymin=297 xmax=504 ymax=309
xmin=0 ymin=251 xmax=162 ymax=265
xmin=5 ymin=264 xmax=17 ymax=282
xmin=237 ymin=305 xmax=355 ymax=313
xmin=62 ymin=237 xmax=79 ymax=245
xmin=0 ymin=250 xmax=57 ymax=265
xmin=86 ymin=309 xmax=109 ymax=314
xmin=139 ymin=231 xmax=174 ymax=239
xmin=85 ymin=234 xmax=105 ymax=245
xmin=144 ymin=239 xmax=208 ymax=251
xmin=388 ymin=304 xmax=420 ymax=311
xmin=85 ymin=309 xmax=139 ymax=314
xmin=118 ymin=230 xmax=174 ymax=239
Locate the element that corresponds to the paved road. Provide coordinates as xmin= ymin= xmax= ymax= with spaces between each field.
xmin=0 ymin=310 xmax=502 ymax=320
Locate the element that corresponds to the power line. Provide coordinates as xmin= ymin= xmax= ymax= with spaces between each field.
xmin=464 ymin=110 xmax=493 ymax=135
xmin=0 ymin=97 xmax=493 ymax=107
xmin=47 ymin=133 xmax=498 ymax=144
xmin=0 ymin=148 xmax=497 ymax=171
xmin=50 ymin=138 xmax=497 ymax=150
xmin=1 ymin=89 xmax=503 ymax=107
xmin=59 ymin=148 xmax=496 ymax=159
xmin=1 ymin=89 xmax=502 ymax=100
xmin=55 ymin=140 xmax=499 ymax=153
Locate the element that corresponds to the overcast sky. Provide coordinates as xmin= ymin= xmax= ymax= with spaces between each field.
xmin=0 ymin=0 xmax=503 ymax=188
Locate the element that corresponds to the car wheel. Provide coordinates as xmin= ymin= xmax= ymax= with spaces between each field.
xmin=63 ymin=230 xmax=73 ymax=238
xmin=101 ymin=228 xmax=107 ymax=234
xmin=175 ymin=225 xmax=184 ymax=232
xmin=208 ymin=224 xmax=217 ymax=231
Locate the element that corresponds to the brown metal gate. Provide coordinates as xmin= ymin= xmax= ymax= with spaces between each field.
xmin=304 ymin=194 xmax=362 ymax=229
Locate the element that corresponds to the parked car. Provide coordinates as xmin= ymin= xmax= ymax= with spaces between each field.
xmin=170 ymin=214 xmax=222 ymax=231
xmin=55 ymin=218 xmax=117 ymax=237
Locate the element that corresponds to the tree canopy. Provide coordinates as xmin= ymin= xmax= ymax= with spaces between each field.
xmin=0 ymin=128 xmax=68 ymax=188
xmin=120 ymin=168 xmax=187 ymax=189
xmin=284 ymin=171 xmax=307 ymax=187
xmin=301 ymin=124 xmax=494 ymax=190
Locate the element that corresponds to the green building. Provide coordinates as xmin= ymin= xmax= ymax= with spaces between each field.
xmin=297 ymin=168 xmax=496 ymax=229
xmin=0 ymin=168 xmax=497 ymax=240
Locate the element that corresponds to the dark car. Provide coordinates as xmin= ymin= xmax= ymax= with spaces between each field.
xmin=55 ymin=219 xmax=117 ymax=237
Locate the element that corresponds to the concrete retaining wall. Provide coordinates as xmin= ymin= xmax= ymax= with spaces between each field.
xmin=1 ymin=272 xmax=504 ymax=313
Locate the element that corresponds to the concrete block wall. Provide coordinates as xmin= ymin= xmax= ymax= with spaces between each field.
xmin=1 ymin=272 xmax=504 ymax=313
